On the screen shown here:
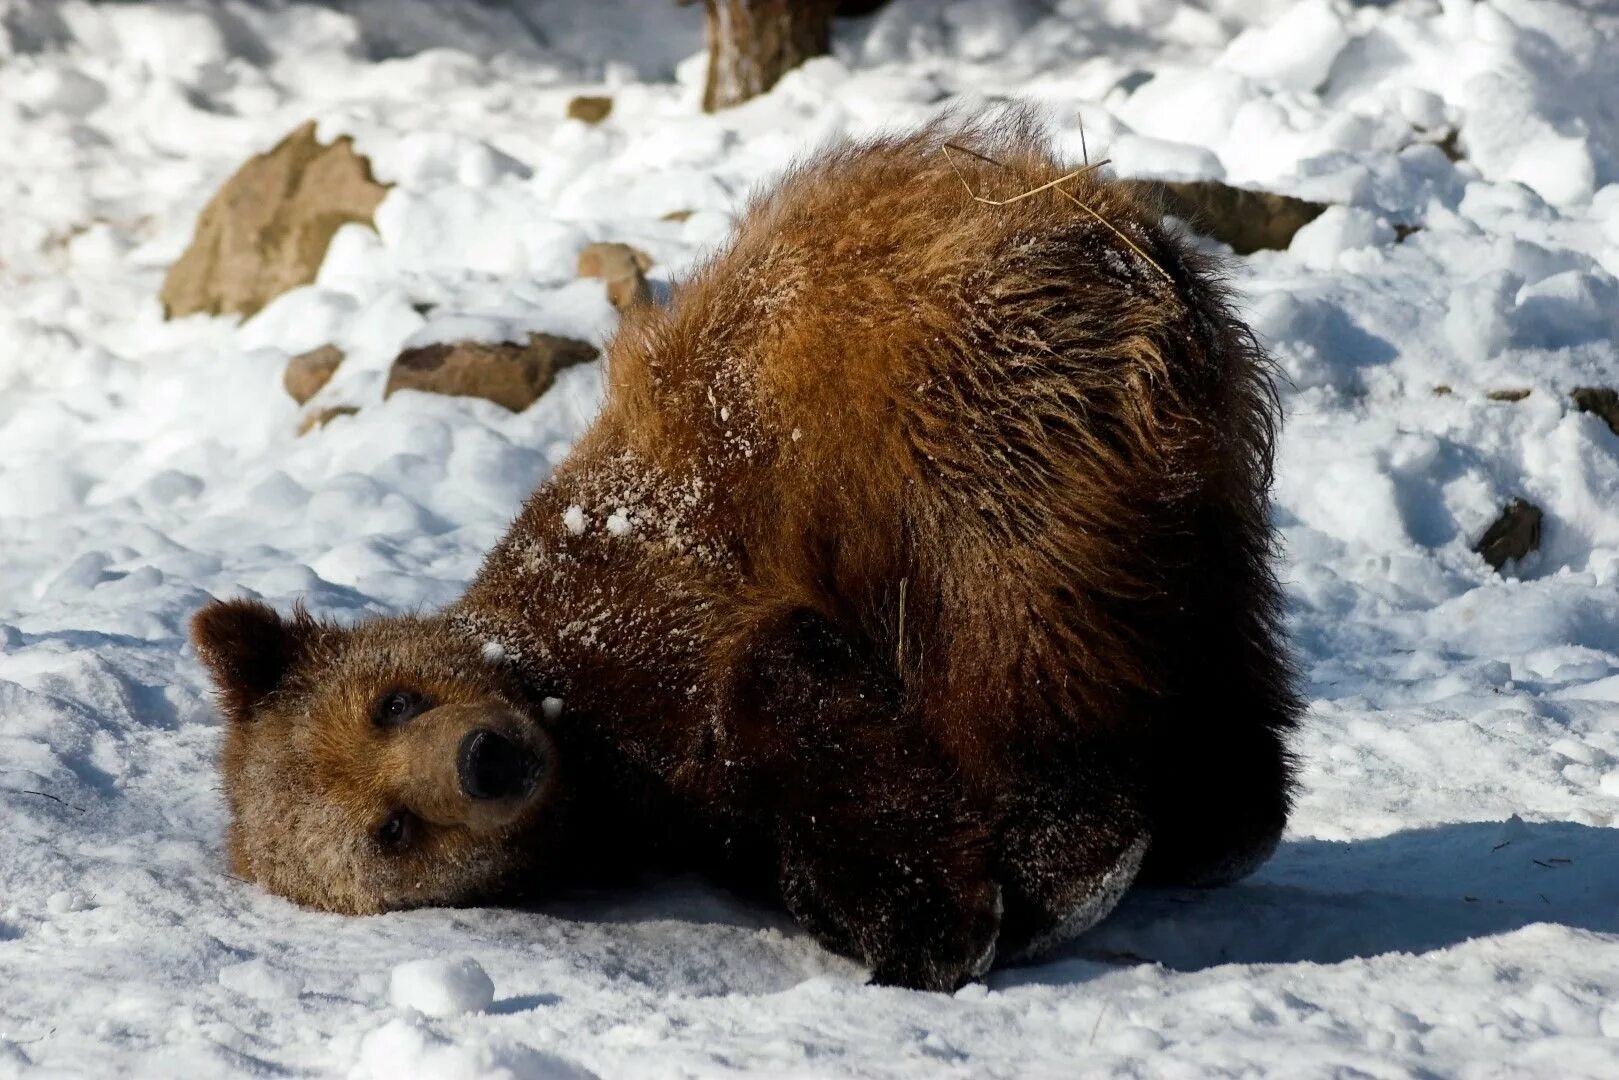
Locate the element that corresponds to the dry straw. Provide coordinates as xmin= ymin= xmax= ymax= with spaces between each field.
xmin=939 ymin=140 xmax=1174 ymax=285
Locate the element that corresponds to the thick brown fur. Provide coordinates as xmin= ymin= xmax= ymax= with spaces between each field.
xmin=194 ymin=112 xmax=1300 ymax=992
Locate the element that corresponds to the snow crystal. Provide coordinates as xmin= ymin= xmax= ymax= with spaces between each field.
xmin=387 ymin=957 xmax=494 ymax=1018
xmin=562 ymin=505 xmax=587 ymax=536
xmin=605 ymin=509 xmax=633 ymax=537
xmin=481 ymin=640 xmax=506 ymax=662
xmin=541 ymin=696 xmax=564 ymax=720
xmin=219 ymin=959 xmax=305 ymax=1002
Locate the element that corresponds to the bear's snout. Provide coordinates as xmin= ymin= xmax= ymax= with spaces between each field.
xmin=385 ymin=702 xmax=554 ymax=831
xmin=458 ymin=728 xmax=542 ymax=801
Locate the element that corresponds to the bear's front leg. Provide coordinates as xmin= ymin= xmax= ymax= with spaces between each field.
xmin=990 ymin=752 xmax=1150 ymax=961
xmin=726 ymin=605 xmax=1002 ymax=991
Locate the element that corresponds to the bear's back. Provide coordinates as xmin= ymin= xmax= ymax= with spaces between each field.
xmin=616 ymin=122 xmax=1241 ymax=527
xmin=580 ymin=118 xmax=1282 ymax=760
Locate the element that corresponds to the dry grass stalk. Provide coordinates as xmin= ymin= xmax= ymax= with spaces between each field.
xmin=19 ymin=789 xmax=86 ymax=813
xmin=896 ymin=576 xmax=909 ymax=671
xmin=940 ymin=142 xmax=1174 ymax=285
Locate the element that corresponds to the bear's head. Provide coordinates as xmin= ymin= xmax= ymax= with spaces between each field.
xmin=191 ymin=598 xmax=557 ymax=914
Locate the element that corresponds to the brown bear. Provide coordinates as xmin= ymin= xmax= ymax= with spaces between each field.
xmin=192 ymin=113 xmax=1300 ymax=992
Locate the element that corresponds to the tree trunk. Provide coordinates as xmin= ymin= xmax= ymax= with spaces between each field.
xmin=701 ymin=0 xmax=838 ymax=112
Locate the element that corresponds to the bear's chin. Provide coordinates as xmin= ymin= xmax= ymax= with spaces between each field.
xmin=228 ymin=818 xmax=547 ymax=918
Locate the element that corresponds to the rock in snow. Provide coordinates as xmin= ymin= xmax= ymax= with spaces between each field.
xmin=160 ymin=121 xmax=389 ymax=320
xmin=297 ymin=404 xmax=360 ymax=436
xmin=1474 ymin=498 xmax=1544 ymax=572
xmin=1125 ymin=178 xmax=1329 ymax=255
xmin=283 ymin=344 xmax=345 ymax=406
xmin=1572 ymin=387 xmax=1619 ymax=437
xmin=566 ymin=95 xmax=614 ymax=125
xmin=577 ymin=241 xmax=655 ymax=311
xmin=385 ymin=334 xmax=599 ymax=412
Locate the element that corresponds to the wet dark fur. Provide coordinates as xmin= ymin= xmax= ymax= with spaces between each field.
xmin=200 ymin=114 xmax=1300 ymax=991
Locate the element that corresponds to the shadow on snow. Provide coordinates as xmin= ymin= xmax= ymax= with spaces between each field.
xmin=1005 ymin=818 xmax=1619 ymax=985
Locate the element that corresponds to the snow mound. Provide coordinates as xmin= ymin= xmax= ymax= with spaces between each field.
xmin=352 ymin=1017 xmax=595 ymax=1080
xmin=388 ymin=957 xmax=496 ymax=1017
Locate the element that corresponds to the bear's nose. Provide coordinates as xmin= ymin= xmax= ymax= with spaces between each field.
xmin=457 ymin=728 xmax=541 ymax=801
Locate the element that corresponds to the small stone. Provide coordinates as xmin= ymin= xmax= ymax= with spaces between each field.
xmin=385 ymin=334 xmax=598 ymax=412
xmin=661 ymin=209 xmax=696 ymax=222
xmin=606 ymin=272 xmax=653 ymax=311
xmin=1486 ymin=388 xmax=1531 ymax=402
xmin=577 ymin=242 xmax=653 ymax=279
xmin=1473 ymin=498 xmax=1542 ymax=572
xmin=578 ymin=242 xmax=655 ymax=313
xmin=1571 ymin=387 xmax=1619 ymax=436
xmin=297 ymin=405 xmax=358 ymax=436
xmin=566 ymin=95 xmax=613 ymax=124
xmin=1432 ymin=385 xmax=1454 ymax=396
xmin=283 ymin=344 xmax=344 ymax=405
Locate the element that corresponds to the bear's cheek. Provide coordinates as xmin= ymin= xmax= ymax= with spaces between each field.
xmin=223 ymin=758 xmax=389 ymax=913
xmin=269 ymin=811 xmax=378 ymax=911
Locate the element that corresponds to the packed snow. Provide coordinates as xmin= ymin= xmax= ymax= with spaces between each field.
xmin=2 ymin=0 xmax=1618 ymax=1076
xmin=389 ymin=957 xmax=497 ymax=1019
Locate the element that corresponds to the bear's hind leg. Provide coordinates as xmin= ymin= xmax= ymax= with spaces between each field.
xmin=1135 ymin=716 xmax=1294 ymax=888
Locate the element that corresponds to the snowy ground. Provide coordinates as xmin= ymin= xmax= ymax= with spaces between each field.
xmin=3 ymin=0 xmax=1619 ymax=1075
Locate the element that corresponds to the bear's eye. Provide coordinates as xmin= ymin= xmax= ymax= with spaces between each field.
xmin=374 ymin=809 xmax=416 ymax=854
xmin=373 ymin=689 xmax=425 ymax=728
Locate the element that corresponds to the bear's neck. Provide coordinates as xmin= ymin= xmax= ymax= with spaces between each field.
xmin=447 ymin=444 xmax=741 ymax=818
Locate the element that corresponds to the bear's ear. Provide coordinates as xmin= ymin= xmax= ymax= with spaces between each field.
xmin=190 ymin=598 xmax=307 ymax=722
